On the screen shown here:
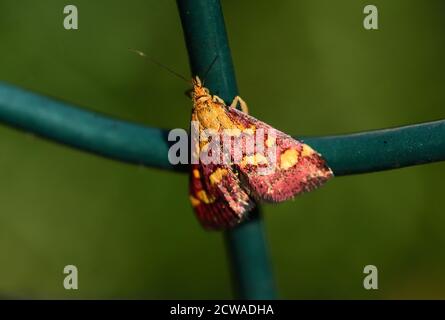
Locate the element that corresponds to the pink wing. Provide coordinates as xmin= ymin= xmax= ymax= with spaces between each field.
xmin=189 ymin=163 xmax=255 ymax=230
xmin=226 ymin=107 xmax=333 ymax=202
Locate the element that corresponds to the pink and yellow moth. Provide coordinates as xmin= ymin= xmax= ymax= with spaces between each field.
xmin=188 ymin=76 xmax=333 ymax=230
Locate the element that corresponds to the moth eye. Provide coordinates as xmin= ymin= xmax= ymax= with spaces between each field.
xmin=184 ymin=89 xmax=193 ymax=98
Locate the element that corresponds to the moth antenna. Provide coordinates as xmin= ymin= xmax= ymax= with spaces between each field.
xmin=128 ymin=48 xmax=190 ymax=84
xmin=202 ymin=55 xmax=219 ymax=85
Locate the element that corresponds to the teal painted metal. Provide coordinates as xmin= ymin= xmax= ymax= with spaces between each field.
xmin=1 ymin=81 xmax=445 ymax=175
xmin=303 ymin=121 xmax=445 ymax=175
xmin=0 ymin=0 xmax=445 ymax=300
xmin=176 ymin=0 xmax=276 ymax=299
xmin=0 ymin=82 xmax=176 ymax=171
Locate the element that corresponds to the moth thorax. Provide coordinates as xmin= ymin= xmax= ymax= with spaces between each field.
xmin=193 ymin=96 xmax=212 ymax=109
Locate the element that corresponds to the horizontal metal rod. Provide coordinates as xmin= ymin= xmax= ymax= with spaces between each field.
xmin=1 ymin=82 xmax=444 ymax=176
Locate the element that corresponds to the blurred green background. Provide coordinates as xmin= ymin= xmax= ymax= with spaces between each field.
xmin=0 ymin=0 xmax=444 ymax=299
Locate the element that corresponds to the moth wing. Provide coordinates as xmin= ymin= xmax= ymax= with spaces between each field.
xmin=189 ymin=163 xmax=254 ymax=230
xmin=226 ymin=107 xmax=333 ymax=202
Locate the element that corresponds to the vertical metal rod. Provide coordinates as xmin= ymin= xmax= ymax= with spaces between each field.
xmin=176 ymin=0 xmax=276 ymax=299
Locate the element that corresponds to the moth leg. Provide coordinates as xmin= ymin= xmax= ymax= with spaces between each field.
xmin=212 ymin=95 xmax=225 ymax=104
xmin=229 ymin=96 xmax=249 ymax=114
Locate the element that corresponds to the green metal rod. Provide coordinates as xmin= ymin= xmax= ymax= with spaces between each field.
xmin=0 ymin=82 xmax=445 ymax=176
xmin=1 ymin=63 xmax=445 ymax=300
xmin=1 ymin=82 xmax=445 ymax=176
xmin=0 ymin=20 xmax=445 ymax=300
xmin=303 ymin=121 xmax=445 ymax=175
xmin=0 ymin=0 xmax=443 ymax=303
xmin=0 ymin=82 xmax=177 ymax=172
xmin=176 ymin=0 xmax=276 ymax=299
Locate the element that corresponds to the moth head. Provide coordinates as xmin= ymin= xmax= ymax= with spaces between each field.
xmin=190 ymin=76 xmax=210 ymax=101
xmin=192 ymin=76 xmax=203 ymax=87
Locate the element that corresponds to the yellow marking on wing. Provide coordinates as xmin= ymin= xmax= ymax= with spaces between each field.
xmin=301 ymin=144 xmax=315 ymax=157
xmin=193 ymin=169 xmax=200 ymax=179
xmin=200 ymin=142 xmax=209 ymax=152
xmin=265 ymin=136 xmax=276 ymax=148
xmin=240 ymin=153 xmax=268 ymax=167
xmin=189 ymin=195 xmax=200 ymax=207
xmin=224 ymin=128 xmax=242 ymax=137
xmin=196 ymin=190 xmax=216 ymax=204
xmin=244 ymin=127 xmax=255 ymax=135
xmin=209 ymin=168 xmax=228 ymax=185
xmin=280 ymin=149 xmax=299 ymax=170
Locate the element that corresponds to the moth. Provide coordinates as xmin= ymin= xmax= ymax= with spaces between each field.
xmin=188 ymin=76 xmax=333 ymax=230
xmin=128 ymin=50 xmax=332 ymax=229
